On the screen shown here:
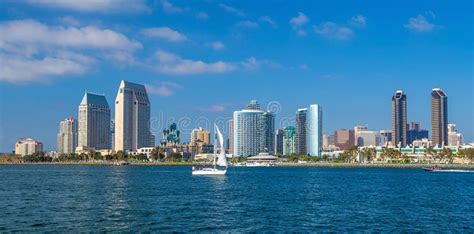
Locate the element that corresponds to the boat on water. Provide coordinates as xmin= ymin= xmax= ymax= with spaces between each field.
xmin=113 ymin=161 xmax=130 ymax=166
xmin=245 ymin=162 xmax=272 ymax=167
xmin=423 ymin=165 xmax=474 ymax=173
xmin=192 ymin=124 xmax=227 ymax=175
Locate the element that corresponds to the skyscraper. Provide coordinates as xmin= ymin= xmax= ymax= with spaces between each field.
xmin=228 ymin=118 xmax=234 ymax=154
xmin=431 ymin=88 xmax=448 ymax=147
xmin=392 ymin=90 xmax=407 ymax=147
xmin=283 ymin=126 xmax=296 ymax=156
xmin=191 ymin=127 xmax=211 ymax=144
xmin=114 ymin=80 xmax=151 ymax=152
xmin=295 ymin=108 xmax=307 ymax=155
xmin=233 ymin=100 xmax=275 ymax=156
xmin=306 ymin=104 xmax=323 ymax=156
xmin=274 ymin=129 xmax=284 ymax=155
xmin=78 ymin=92 xmax=111 ymax=150
xmin=407 ymin=122 xmax=429 ymax=145
xmin=57 ymin=117 xmax=78 ymax=154
xmin=335 ymin=129 xmax=355 ymax=150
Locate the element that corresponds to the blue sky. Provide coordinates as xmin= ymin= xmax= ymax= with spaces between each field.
xmin=0 ymin=0 xmax=472 ymax=152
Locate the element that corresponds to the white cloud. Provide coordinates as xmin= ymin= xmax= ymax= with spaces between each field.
xmin=0 ymin=20 xmax=141 ymax=51
xmin=196 ymin=104 xmax=226 ymax=113
xmin=27 ymin=0 xmax=150 ymax=13
xmin=211 ymin=41 xmax=225 ymax=50
xmin=161 ymin=0 xmax=187 ymax=13
xmin=236 ymin=20 xmax=259 ymax=29
xmin=314 ymin=22 xmax=353 ymax=40
xmin=154 ymin=50 xmax=236 ymax=75
xmin=0 ymin=19 xmax=140 ymax=84
xmin=196 ymin=12 xmax=209 ymax=20
xmin=241 ymin=57 xmax=282 ymax=70
xmin=290 ymin=12 xmax=309 ymax=27
xmin=146 ymin=82 xmax=182 ymax=97
xmin=405 ymin=15 xmax=435 ymax=32
xmin=0 ymin=55 xmax=89 ymax=84
xmin=59 ymin=16 xmax=80 ymax=26
xmin=349 ymin=15 xmax=366 ymax=28
xmin=142 ymin=27 xmax=187 ymax=42
xmin=259 ymin=16 xmax=277 ymax=28
xmin=219 ymin=4 xmax=245 ymax=17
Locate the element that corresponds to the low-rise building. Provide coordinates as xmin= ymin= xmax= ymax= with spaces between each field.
xmin=15 ymin=138 xmax=43 ymax=156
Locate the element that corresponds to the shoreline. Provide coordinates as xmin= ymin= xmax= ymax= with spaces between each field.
xmin=1 ymin=162 xmax=473 ymax=169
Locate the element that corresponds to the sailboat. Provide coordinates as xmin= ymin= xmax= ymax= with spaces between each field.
xmin=192 ymin=124 xmax=228 ymax=175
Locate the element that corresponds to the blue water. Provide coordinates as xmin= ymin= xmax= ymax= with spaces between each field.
xmin=0 ymin=165 xmax=473 ymax=232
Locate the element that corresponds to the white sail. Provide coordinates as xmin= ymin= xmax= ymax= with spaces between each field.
xmin=215 ymin=124 xmax=228 ymax=167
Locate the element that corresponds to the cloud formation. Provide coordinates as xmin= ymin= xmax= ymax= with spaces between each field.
xmin=290 ymin=12 xmax=309 ymax=36
xmin=314 ymin=22 xmax=353 ymax=40
xmin=211 ymin=41 xmax=225 ymax=50
xmin=219 ymin=4 xmax=245 ymax=17
xmin=236 ymin=20 xmax=259 ymax=29
xmin=349 ymin=15 xmax=366 ymax=28
xmin=161 ymin=0 xmax=187 ymax=13
xmin=259 ymin=16 xmax=277 ymax=28
xmin=405 ymin=15 xmax=436 ymax=32
xmin=27 ymin=0 xmax=150 ymax=13
xmin=146 ymin=81 xmax=182 ymax=97
xmin=142 ymin=27 xmax=187 ymax=42
xmin=154 ymin=50 xmax=236 ymax=75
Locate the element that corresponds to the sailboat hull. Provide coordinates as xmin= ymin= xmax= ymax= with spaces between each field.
xmin=192 ymin=167 xmax=227 ymax=175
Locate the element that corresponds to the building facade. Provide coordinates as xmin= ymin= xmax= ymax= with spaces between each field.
xmin=447 ymin=124 xmax=464 ymax=146
xmin=161 ymin=123 xmax=180 ymax=146
xmin=233 ymin=100 xmax=275 ymax=157
xmin=228 ymin=118 xmax=234 ymax=154
xmin=407 ymin=122 xmax=429 ymax=145
xmin=295 ymin=108 xmax=307 ymax=155
xmin=392 ymin=90 xmax=407 ymax=146
xmin=115 ymin=80 xmax=151 ymax=152
xmin=57 ymin=117 xmax=78 ymax=154
xmin=191 ymin=127 xmax=211 ymax=144
xmin=283 ymin=126 xmax=296 ymax=155
xmin=306 ymin=104 xmax=323 ymax=156
xmin=78 ymin=92 xmax=111 ymax=150
xmin=15 ymin=138 xmax=43 ymax=156
xmin=274 ymin=129 xmax=284 ymax=155
xmin=356 ymin=131 xmax=382 ymax=147
xmin=335 ymin=129 xmax=355 ymax=150
xmin=431 ymin=88 xmax=448 ymax=147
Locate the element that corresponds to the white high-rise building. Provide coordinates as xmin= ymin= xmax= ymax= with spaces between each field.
xmin=78 ymin=92 xmax=111 ymax=150
xmin=306 ymin=104 xmax=323 ymax=156
xmin=57 ymin=117 xmax=78 ymax=154
xmin=233 ymin=100 xmax=275 ymax=157
xmin=114 ymin=80 xmax=151 ymax=152
xmin=447 ymin=124 xmax=464 ymax=146
xmin=15 ymin=138 xmax=43 ymax=156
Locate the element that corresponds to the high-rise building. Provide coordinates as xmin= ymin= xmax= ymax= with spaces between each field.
xmin=228 ymin=118 xmax=234 ymax=154
xmin=57 ymin=117 xmax=78 ymax=154
xmin=431 ymin=88 xmax=448 ymax=146
xmin=380 ymin=130 xmax=392 ymax=146
xmin=191 ymin=127 xmax=211 ymax=144
xmin=353 ymin=125 xmax=368 ymax=145
xmin=115 ymin=80 xmax=151 ymax=152
xmin=356 ymin=131 xmax=382 ymax=147
xmin=283 ymin=126 xmax=296 ymax=156
xmin=322 ymin=134 xmax=335 ymax=151
xmin=306 ymin=104 xmax=323 ymax=156
xmin=447 ymin=124 xmax=464 ymax=146
xmin=392 ymin=90 xmax=407 ymax=147
xmin=233 ymin=100 xmax=275 ymax=156
xmin=335 ymin=129 xmax=355 ymax=150
xmin=295 ymin=108 xmax=307 ymax=155
xmin=407 ymin=122 xmax=429 ymax=145
xmin=15 ymin=138 xmax=43 ymax=156
xmin=274 ymin=129 xmax=284 ymax=155
xmin=78 ymin=92 xmax=111 ymax=150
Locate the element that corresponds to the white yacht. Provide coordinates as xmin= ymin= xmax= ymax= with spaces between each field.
xmin=192 ymin=124 xmax=228 ymax=175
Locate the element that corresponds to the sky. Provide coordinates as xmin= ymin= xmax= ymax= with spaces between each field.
xmin=0 ymin=0 xmax=473 ymax=152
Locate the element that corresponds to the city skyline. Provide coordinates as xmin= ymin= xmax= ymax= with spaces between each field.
xmin=0 ymin=0 xmax=473 ymax=151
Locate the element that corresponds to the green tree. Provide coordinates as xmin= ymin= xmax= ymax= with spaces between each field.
xmin=361 ymin=148 xmax=376 ymax=162
xmin=439 ymin=147 xmax=453 ymax=163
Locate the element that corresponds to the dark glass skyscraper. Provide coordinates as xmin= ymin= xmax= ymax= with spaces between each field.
xmin=391 ymin=90 xmax=407 ymax=146
xmin=295 ymin=108 xmax=307 ymax=155
xmin=431 ymin=88 xmax=448 ymax=146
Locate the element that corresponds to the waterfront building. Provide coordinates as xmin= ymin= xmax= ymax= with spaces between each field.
xmin=356 ymin=131 xmax=382 ymax=147
xmin=78 ymin=92 xmax=111 ymax=150
xmin=306 ymin=104 xmax=323 ymax=156
xmin=233 ymin=100 xmax=275 ymax=157
xmin=15 ymin=138 xmax=43 ymax=156
xmin=110 ymin=120 xmax=115 ymax=150
xmin=335 ymin=129 xmax=355 ymax=150
xmin=274 ymin=129 xmax=284 ymax=155
xmin=191 ymin=127 xmax=211 ymax=145
xmin=354 ymin=125 xmax=368 ymax=145
xmin=407 ymin=122 xmax=429 ymax=145
xmin=431 ymin=88 xmax=448 ymax=146
xmin=283 ymin=126 xmax=296 ymax=155
xmin=228 ymin=118 xmax=234 ymax=153
xmin=161 ymin=123 xmax=180 ymax=146
xmin=56 ymin=117 xmax=78 ymax=154
xmin=322 ymin=134 xmax=336 ymax=151
xmin=392 ymin=90 xmax=407 ymax=147
xmin=380 ymin=130 xmax=392 ymax=146
xmin=115 ymin=80 xmax=151 ymax=152
xmin=447 ymin=124 xmax=464 ymax=146
xmin=295 ymin=108 xmax=307 ymax=155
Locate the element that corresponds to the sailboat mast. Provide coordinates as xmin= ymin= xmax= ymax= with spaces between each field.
xmin=213 ymin=124 xmax=217 ymax=168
